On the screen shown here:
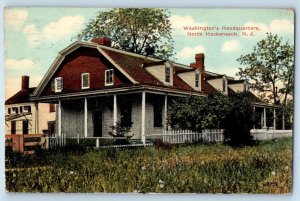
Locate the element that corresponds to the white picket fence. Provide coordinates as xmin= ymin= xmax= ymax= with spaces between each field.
xmin=47 ymin=129 xmax=292 ymax=148
xmin=48 ymin=134 xmax=154 ymax=148
xmin=149 ymin=129 xmax=224 ymax=144
xmin=251 ymin=129 xmax=293 ymax=140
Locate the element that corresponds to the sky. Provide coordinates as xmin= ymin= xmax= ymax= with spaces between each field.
xmin=4 ymin=8 xmax=294 ymax=99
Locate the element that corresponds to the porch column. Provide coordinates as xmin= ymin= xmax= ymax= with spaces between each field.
xmin=113 ymin=95 xmax=117 ymax=126
xmin=58 ymin=100 xmax=62 ymax=137
xmin=164 ymin=94 xmax=168 ymax=131
xmin=253 ymin=106 xmax=256 ymax=129
xmin=35 ymin=102 xmax=39 ymax=134
xmin=84 ymin=98 xmax=88 ymax=137
xmin=282 ymin=109 xmax=285 ymax=130
xmin=263 ymin=107 xmax=267 ymax=128
xmin=273 ymin=108 xmax=276 ymax=130
xmin=141 ymin=92 xmax=146 ymax=145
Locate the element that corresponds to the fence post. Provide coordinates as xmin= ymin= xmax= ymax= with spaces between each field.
xmin=45 ymin=135 xmax=49 ymax=149
xmin=96 ymin=138 xmax=100 ymax=148
xmin=77 ymin=133 xmax=80 ymax=144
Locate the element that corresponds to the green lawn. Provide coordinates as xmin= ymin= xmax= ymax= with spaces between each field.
xmin=5 ymin=138 xmax=292 ymax=193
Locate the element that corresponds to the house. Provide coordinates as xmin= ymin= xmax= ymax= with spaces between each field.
xmin=5 ymin=76 xmax=56 ymax=136
xmin=30 ymin=37 xmax=284 ymax=143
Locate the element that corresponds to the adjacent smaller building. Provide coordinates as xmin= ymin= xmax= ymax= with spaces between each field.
xmin=5 ymin=76 xmax=56 ymax=136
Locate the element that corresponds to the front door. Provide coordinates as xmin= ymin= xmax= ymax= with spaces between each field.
xmin=93 ymin=110 xmax=102 ymax=137
xmin=22 ymin=121 xmax=29 ymax=134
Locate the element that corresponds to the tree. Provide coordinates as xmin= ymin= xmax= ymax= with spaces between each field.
xmin=77 ymin=8 xmax=174 ymax=60
xmin=237 ymin=33 xmax=294 ymax=106
xmin=168 ymin=92 xmax=255 ymax=147
xmin=223 ymin=92 xmax=255 ymax=147
xmin=168 ymin=93 xmax=231 ymax=132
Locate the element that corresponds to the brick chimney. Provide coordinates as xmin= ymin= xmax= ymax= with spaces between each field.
xmin=21 ymin=75 xmax=29 ymax=90
xmin=190 ymin=53 xmax=205 ymax=90
xmin=91 ymin=37 xmax=112 ymax=47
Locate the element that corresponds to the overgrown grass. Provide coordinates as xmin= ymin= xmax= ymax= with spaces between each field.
xmin=5 ymin=138 xmax=292 ymax=193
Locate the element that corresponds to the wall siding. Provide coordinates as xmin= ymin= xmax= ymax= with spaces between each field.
xmin=229 ymin=83 xmax=244 ymax=93
xmin=41 ymin=47 xmax=130 ymax=96
xmin=59 ymin=93 xmax=166 ymax=140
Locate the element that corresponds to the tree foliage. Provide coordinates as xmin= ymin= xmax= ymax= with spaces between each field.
xmin=237 ymin=33 xmax=294 ymax=105
xmin=168 ymin=93 xmax=232 ymax=131
xmin=168 ymin=92 xmax=255 ymax=146
xmin=222 ymin=93 xmax=255 ymax=147
xmin=77 ymin=8 xmax=174 ymax=60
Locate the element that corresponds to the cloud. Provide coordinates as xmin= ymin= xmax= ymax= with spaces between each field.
xmin=22 ymin=24 xmax=43 ymax=47
xmin=244 ymin=19 xmax=294 ymax=36
xmin=23 ymin=15 xmax=85 ymax=47
xmin=170 ymin=15 xmax=207 ymax=30
xmin=221 ymin=40 xmax=241 ymax=53
xmin=4 ymin=9 xmax=28 ymax=29
xmin=5 ymin=58 xmax=38 ymax=70
xmin=43 ymin=15 xmax=85 ymax=41
xmin=176 ymin=45 xmax=206 ymax=59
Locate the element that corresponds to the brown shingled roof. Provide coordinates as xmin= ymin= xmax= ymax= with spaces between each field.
xmin=102 ymin=48 xmax=194 ymax=92
xmin=5 ymin=88 xmax=36 ymax=105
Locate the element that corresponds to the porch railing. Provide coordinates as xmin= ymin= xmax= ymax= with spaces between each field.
xmin=251 ymin=129 xmax=293 ymax=140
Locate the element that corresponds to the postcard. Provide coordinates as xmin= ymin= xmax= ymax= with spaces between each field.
xmin=4 ymin=8 xmax=294 ymax=193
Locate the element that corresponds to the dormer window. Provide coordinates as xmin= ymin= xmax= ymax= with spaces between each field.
xmin=195 ymin=72 xmax=200 ymax=88
xmin=105 ymin=69 xmax=114 ymax=86
xmin=54 ymin=77 xmax=63 ymax=92
xmin=81 ymin=73 xmax=90 ymax=89
xmin=165 ymin=66 xmax=170 ymax=83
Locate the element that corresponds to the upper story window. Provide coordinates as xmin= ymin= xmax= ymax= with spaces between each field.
xmin=195 ymin=72 xmax=200 ymax=88
xmin=105 ymin=69 xmax=114 ymax=86
xmin=20 ymin=106 xmax=23 ymax=113
xmin=165 ymin=66 xmax=170 ymax=83
xmin=81 ymin=73 xmax=90 ymax=89
xmin=54 ymin=77 xmax=63 ymax=92
xmin=23 ymin=105 xmax=31 ymax=113
xmin=8 ymin=108 xmax=11 ymax=114
xmin=12 ymin=107 xmax=18 ymax=114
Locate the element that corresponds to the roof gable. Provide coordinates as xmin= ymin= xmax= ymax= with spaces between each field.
xmin=33 ymin=41 xmax=137 ymax=97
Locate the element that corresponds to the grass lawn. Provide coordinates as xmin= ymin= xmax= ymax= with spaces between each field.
xmin=5 ymin=138 xmax=292 ymax=193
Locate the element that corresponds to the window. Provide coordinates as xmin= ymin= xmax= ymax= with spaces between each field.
xmin=81 ymin=73 xmax=90 ymax=89
xmin=12 ymin=107 xmax=18 ymax=114
xmin=195 ymin=72 xmax=200 ymax=88
xmin=120 ymin=102 xmax=132 ymax=127
xmin=165 ymin=67 xmax=170 ymax=83
xmin=49 ymin=103 xmax=56 ymax=113
xmin=153 ymin=102 xmax=163 ymax=127
xmin=105 ymin=69 xmax=114 ymax=86
xmin=23 ymin=105 xmax=31 ymax=113
xmin=11 ymin=121 xmax=16 ymax=134
xmin=51 ymin=80 xmax=55 ymax=91
xmin=55 ymin=77 xmax=63 ymax=92
xmin=20 ymin=106 xmax=23 ymax=113
xmin=8 ymin=108 xmax=11 ymax=114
